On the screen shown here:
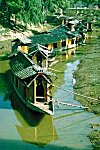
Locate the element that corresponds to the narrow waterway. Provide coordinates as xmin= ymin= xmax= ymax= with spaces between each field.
xmin=53 ymin=60 xmax=100 ymax=150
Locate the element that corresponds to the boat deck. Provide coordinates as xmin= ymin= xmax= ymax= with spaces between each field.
xmin=28 ymin=101 xmax=53 ymax=115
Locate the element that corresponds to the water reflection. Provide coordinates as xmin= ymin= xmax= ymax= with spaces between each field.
xmin=11 ymin=92 xmax=58 ymax=147
xmin=0 ymin=94 xmax=12 ymax=109
xmin=0 ymin=62 xmax=12 ymax=109
xmin=0 ymin=73 xmax=8 ymax=93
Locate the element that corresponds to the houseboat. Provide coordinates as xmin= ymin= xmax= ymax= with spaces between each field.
xmin=28 ymin=44 xmax=50 ymax=70
xmin=9 ymin=51 xmax=54 ymax=115
xmin=11 ymin=36 xmax=31 ymax=54
xmin=11 ymin=23 xmax=85 ymax=59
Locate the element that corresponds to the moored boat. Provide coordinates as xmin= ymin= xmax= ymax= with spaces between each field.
xmin=9 ymin=51 xmax=54 ymax=115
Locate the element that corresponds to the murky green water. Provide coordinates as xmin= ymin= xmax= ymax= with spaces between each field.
xmin=0 ymin=31 xmax=100 ymax=150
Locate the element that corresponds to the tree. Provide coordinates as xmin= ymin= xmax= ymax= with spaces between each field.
xmin=0 ymin=0 xmax=99 ymax=27
xmin=73 ymin=0 xmax=99 ymax=7
xmin=0 ymin=0 xmax=43 ymax=25
xmin=51 ymin=0 xmax=70 ymax=13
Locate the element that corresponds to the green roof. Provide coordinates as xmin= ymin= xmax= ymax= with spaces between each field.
xmin=30 ymin=31 xmax=69 ymax=45
xmin=29 ymin=25 xmax=81 ymax=46
xmin=13 ymin=24 xmax=80 ymax=48
xmin=9 ymin=51 xmax=55 ymax=80
xmin=50 ymin=25 xmax=78 ymax=38
xmin=28 ymin=44 xmax=50 ymax=58
xmin=9 ymin=51 xmax=33 ymax=73
xmin=9 ymin=51 xmax=37 ymax=79
xmin=12 ymin=37 xmax=31 ymax=44
xmin=15 ymin=66 xmax=36 ymax=79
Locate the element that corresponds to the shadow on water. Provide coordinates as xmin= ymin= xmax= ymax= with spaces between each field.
xmin=0 ymin=73 xmax=8 ymax=94
xmin=0 ymin=69 xmax=12 ymax=108
xmin=11 ymin=90 xmax=45 ymax=127
xmin=7 ymin=75 xmax=58 ymax=147
xmin=0 ymin=139 xmax=88 ymax=150
xmin=10 ymin=91 xmax=58 ymax=147
xmin=0 ymin=68 xmax=13 ymax=109
xmin=0 ymin=67 xmax=58 ymax=148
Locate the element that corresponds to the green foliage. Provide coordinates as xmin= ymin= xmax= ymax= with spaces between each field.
xmin=0 ymin=0 xmax=99 ymax=26
xmin=0 ymin=0 xmax=70 ymax=25
xmin=74 ymin=0 xmax=99 ymax=7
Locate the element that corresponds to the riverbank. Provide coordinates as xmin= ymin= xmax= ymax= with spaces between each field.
xmin=73 ymin=28 xmax=100 ymax=149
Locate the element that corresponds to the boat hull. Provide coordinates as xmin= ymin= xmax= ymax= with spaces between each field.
xmin=12 ymin=83 xmax=54 ymax=115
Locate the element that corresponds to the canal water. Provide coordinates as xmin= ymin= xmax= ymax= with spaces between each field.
xmin=0 ymin=32 xmax=100 ymax=149
xmin=0 ymin=58 xmax=100 ymax=150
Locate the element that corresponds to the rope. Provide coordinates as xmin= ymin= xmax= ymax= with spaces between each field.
xmin=52 ymin=84 xmax=98 ymax=101
xmin=48 ymin=67 xmax=64 ymax=73
xmin=52 ymin=99 xmax=89 ymax=109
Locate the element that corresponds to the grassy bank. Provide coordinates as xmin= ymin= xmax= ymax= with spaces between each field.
xmin=73 ymin=28 xmax=100 ymax=149
xmin=88 ymin=130 xmax=100 ymax=150
xmin=74 ymin=29 xmax=100 ymax=114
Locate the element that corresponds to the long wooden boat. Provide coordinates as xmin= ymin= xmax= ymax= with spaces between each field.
xmin=12 ymin=82 xmax=54 ymax=115
xmin=9 ymin=51 xmax=54 ymax=115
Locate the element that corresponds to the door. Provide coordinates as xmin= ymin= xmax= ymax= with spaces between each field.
xmin=36 ymin=77 xmax=45 ymax=102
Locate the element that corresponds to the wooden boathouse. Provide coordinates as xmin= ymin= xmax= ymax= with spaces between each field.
xmin=9 ymin=51 xmax=55 ymax=114
xmin=12 ymin=24 xmax=81 ymax=51
xmin=12 ymin=37 xmax=31 ymax=54
xmin=28 ymin=44 xmax=50 ymax=70
xmin=11 ymin=20 xmax=88 ymax=61
xmin=28 ymin=26 xmax=79 ymax=51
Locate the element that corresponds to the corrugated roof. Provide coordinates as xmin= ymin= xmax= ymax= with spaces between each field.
xmin=30 ymin=31 xmax=69 ymax=45
xmin=20 ymin=37 xmax=31 ymax=44
xmin=28 ymin=44 xmax=50 ymax=58
xmin=15 ymin=66 xmax=36 ymax=79
xmin=9 ymin=51 xmax=33 ymax=73
xmin=50 ymin=25 xmax=76 ymax=38
xmin=12 ymin=24 xmax=79 ymax=48
xmin=12 ymin=37 xmax=31 ymax=44
xmin=9 ymin=51 xmax=55 ymax=80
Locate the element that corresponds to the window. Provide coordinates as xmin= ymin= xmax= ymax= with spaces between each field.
xmin=71 ymin=39 xmax=74 ymax=44
xmin=53 ymin=43 xmax=57 ymax=48
xmin=45 ymin=44 xmax=48 ymax=48
xmin=62 ymin=41 xmax=66 ymax=47
xmin=37 ymin=52 xmax=42 ymax=67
